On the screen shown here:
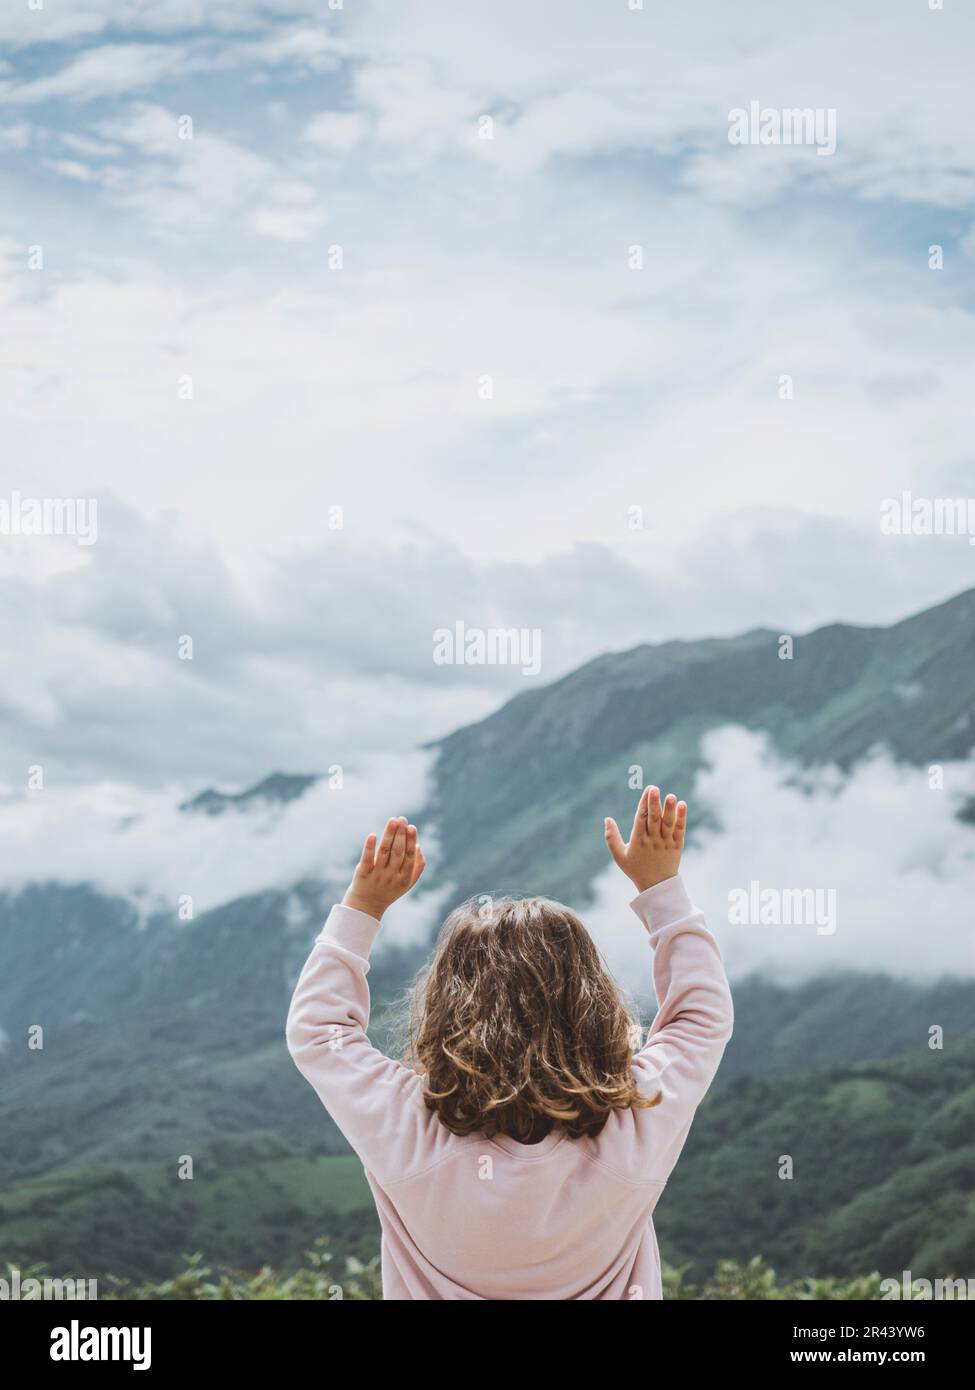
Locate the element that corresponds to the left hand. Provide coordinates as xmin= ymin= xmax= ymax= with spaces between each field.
xmin=342 ymin=817 xmax=426 ymax=920
xmin=604 ymin=786 xmax=686 ymax=893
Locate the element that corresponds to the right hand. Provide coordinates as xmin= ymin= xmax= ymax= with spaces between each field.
xmin=604 ymin=786 xmax=686 ymax=893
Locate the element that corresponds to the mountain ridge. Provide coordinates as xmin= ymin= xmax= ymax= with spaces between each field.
xmin=423 ymin=584 xmax=975 ymax=904
xmin=3 ymin=583 xmax=974 ymax=1284
xmin=179 ymin=772 xmax=321 ymax=816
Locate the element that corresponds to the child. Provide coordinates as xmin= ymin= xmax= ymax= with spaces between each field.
xmin=286 ymin=786 xmax=733 ymax=1300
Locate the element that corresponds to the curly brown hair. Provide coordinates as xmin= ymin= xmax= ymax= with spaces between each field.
xmin=402 ymin=895 xmax=660 ymax=1142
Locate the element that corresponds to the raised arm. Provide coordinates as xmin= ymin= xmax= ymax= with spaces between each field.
xmin=604 ymin=787 xmax=733 ymax=1183
xmin=285 ymin=818 xmax=440 ymax=1184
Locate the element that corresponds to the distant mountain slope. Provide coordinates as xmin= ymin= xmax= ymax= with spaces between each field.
xmin=2 ymin=874 xmax=974 ymax=1188
xmin=719 ymin=972 xmax=975 ymax=1083
xmin=4 ymin=585 xmax=975 ymax=1284
xmin=0 ymin=881 xmax=428 ymax=1184
xmin=179 ymin=772 xmax=321 ymax=816
xmin=424 ymin=586 xmax=975 ymax=903
xmin=0 ymin=1140 xmax=376 ymax=1283
xmin=3 ymin=1044 xmax=972 ymax=1287
xmin=657 ymin=1039 xmax=975 ymax=1282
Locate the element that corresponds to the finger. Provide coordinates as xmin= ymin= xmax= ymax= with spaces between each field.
xmin=662 ymin=793 xmax=677 ymax=832
xmin=357 ymin=833 xmax=377 ymax=873
xmin=648 ymin=786 xmax=662 ymax=831
xmin=402 ymin=822 xmax=417 ymax=872
xmin=377 ymin=817 xmax=398 ymax=864
xmin=410 ymin=844 xmax=426 ymax=887
xmin=604 ymin=817 xmax=627 ymax=870
xmin=674 ymin=801 xmax=687 ymax=847
xmin=630 ymin=786 xmax=651 ymax=842
xmin=388 ymin=819 xmax=406 ymax=867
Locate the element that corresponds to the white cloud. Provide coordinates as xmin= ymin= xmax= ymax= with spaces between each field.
xmin=1 ymin=0 xmax=974 ymax=911
xmin=3 ymin=155 xmax=973 ymax=593
xmin=251 ymin=25 xmax=344 ymax=72
xmin=60 ymin=131 xmax=123 ymax=157
xmin=6 ymin=723 xmax=973 ymax=986
xmin=0 ymin=121 xmax=31 ymax=149
xmin=584 ymin=727 xmax=975 ymax=994
xmin=0 ymin=751 xmax=437 ymax=922
xmin=285 ymin=1 xmax=975 ymax=207
xmin=84 ymin=101 xmax=328 ymax=240
xmin=0 ymin=44 xmax=189 ymax=105
xmin=42 ymin=158 xmax=96 ymax=182
xmin=6 ymin=4 xmax=974 ymax=209
xmin=3 ymin=1 xmax=968 ymax=215
xmin=304 ymin=111 xmax=370 ymax=152
xmin=0 ymin=1 xmax=323 ymax=49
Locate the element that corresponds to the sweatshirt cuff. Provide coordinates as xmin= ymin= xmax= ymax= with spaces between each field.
xmin=316 ymin=903 xmax=383 ymax=959
xmin=629 ymin=874 xmax=695 ymax=932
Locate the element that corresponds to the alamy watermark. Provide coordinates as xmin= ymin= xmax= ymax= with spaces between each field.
xmin=880 ymin=491 xmax=975 ymax=544
xmin=0 ymin=491 xmax=97 ymax=545
xmin=1 ymin=1266 xmax=97 ymax=1300
xmin=50 ymin=1320 xmax=151 ymax=1370
xmin=728 ymin=880 xmax=837 ymax=936
xmin=728 ymin=102 xmax=837 ymax=157
xmin=881 ymin=1270 xmax=972 ymax=1300
xmin=433 ymin=621 xmax=541 ymax=676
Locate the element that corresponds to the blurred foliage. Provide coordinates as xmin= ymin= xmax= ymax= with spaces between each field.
xmin=662 ymin=1256 xmax=884 ymax=1301
xmin=86 ymin=1248 xmax=888 ymax=1301
xmin=99 ymin=1243 xmax=384 ymax=1301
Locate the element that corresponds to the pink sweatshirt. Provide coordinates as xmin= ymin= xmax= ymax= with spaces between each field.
xmin=286 ymin=873 xmax=733 ymax=1301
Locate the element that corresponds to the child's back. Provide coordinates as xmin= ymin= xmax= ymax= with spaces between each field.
xmin=286 ymin=791 xmax=733 ymax=1300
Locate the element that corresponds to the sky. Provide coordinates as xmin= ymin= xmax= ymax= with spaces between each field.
xmin=1 ymin=2 xmax=974 ymax=976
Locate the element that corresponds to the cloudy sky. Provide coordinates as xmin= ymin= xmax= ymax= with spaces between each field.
xmin=2 ymin=1 xmax=974 ymax=827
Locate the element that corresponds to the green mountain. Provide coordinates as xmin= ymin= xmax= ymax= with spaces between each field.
xmin=2 ymin=585 xmax=974 ymax=1286
xmin=3 ymin=1043 xmax=972 ymax=1288
xmin=659 ymin=1040 xmax=975 ymax=1282
xmin=179 ymin=772 xmax=321 ymax=816
xmin=0 ymin=882 xmax=426 ymax=1184
xmin=0 ymin=1139 xmax=376 ymax=1284
xmin=425 ymin=585 xmax=975 ymax=903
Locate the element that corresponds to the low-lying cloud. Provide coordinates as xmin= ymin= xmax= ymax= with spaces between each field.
xmin=583 ymin=727 xmax=975 ymax=994
xmin=3 ymin=726 xmax=974 ymax=990
xmin=0 ymin=749 xmax=440 ymax=938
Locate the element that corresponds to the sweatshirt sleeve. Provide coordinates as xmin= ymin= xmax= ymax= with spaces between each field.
xmin=285 ymin=904 xmax=438 ymax=1186
xmin=626 ymin=874 xmax=734 ymax=1184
